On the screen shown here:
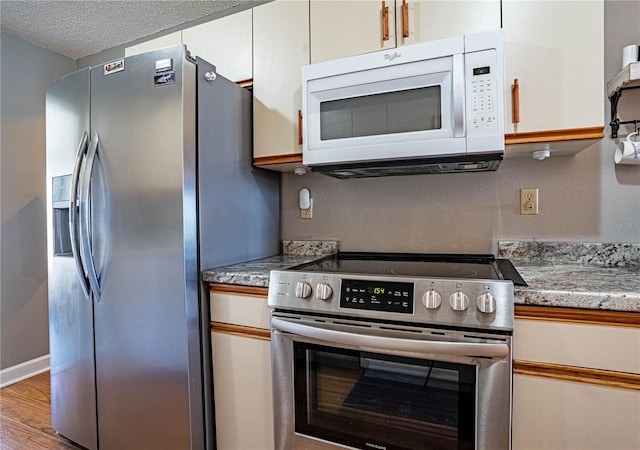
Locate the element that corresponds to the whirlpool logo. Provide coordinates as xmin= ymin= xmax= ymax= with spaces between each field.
xmin=365 ymin=443 xmax=387 ymax=450
xmin=384 ymin=51 xmax=402 ymax=62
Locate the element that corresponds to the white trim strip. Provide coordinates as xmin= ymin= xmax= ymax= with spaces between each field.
xmin=0 ymin=355 xmax=50 ymax=388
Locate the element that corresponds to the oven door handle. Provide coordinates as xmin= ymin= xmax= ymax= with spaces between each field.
xmin=272 ymin=317 xmax=509 ymax=358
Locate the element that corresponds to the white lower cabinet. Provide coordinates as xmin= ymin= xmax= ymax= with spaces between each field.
xmin=513 ymin=374 xmax=640 ymax=450
xmin=211 ymin=331 xmax=274 ymax=450
xmin=210 ymin=288 xmax=274 ymax=450
xmin=513 ymin=317 xmax=640 ymax=450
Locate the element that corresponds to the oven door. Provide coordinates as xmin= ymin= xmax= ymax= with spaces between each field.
xmin=271 ymin=314 xmax=511 ymax=450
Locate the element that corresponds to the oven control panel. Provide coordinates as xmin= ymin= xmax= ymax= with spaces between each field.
xmin=340 ymin=279 xmax=414 ymax=314
xmin=268 ymin=271 xmax=514 ymax=331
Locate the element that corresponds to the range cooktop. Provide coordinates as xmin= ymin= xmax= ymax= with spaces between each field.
xmin=268 ymin=252 xmax=525 ymax=332
xmin=293 ymin=252 xmax=526 ymax=285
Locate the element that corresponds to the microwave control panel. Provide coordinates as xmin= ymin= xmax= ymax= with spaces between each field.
xmin=465 ymin=49 xmax=498 ymax=138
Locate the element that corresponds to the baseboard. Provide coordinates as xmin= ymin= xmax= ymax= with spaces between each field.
xmin=0 ymin=355 xmax=50 ymax=388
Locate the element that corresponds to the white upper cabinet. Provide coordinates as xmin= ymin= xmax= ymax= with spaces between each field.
xmin=310 ymin=0 xmax=396 ymax=64
xmin=253 ymin=0 xmax=310 ymax=162
xmin=397 ymin=1 xmax=500 ymax=47
xmin=502 ymin=0 xmax=604 ymax=134
xmin=310 ymin=0 xmax=500 ymax=64
xmin=125 ymin=32 xmax=182 ymax=57
xmin=125 ymin=10 xmax=252 ymax=83
xmin=182 ymin=9 xmax=253 ymax=82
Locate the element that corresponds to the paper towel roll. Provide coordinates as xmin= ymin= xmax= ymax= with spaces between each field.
xmin=623 ymin=45 xmax=639 ymax=69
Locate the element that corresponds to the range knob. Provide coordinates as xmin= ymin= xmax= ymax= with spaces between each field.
xmin=449 ymin=291 xmax=469 ymax=311
xmin=422 ymin=290 xmax=442 ymax=309
xmin=295 ymin=281 xmax=312 ymax=299
xmin=477 ymin=292 xmax=497 ymax=314
xmin=316 ymin=283 xmax=333 ymax=301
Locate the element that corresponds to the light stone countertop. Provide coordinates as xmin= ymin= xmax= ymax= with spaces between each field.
xmin=202 ymin=254 xmax=327 ymax=288
xmin=202 ymin=240 xmax=640 ymax=313
xmin=502 ymin=241 xmax=640 ymax=313
xmin=202 ymin=240 xmax=338 ymax=288
xmin=513 ymin=264 xmax=640 ymax=312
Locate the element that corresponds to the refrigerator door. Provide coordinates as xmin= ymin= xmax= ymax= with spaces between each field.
xmin=46 ymin=68 xmax=98 ymax=450
xmin=89 ymin=47 xmax=200 ymax=449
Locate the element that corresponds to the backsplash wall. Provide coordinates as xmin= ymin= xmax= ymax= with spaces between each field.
xmin=281 ymin=1 xmax=640 ymax=254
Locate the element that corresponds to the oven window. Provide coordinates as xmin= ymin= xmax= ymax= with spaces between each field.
xmin=319 ymin=86 xmax=442 ymax=141
xmin=294 ymin=342 xmax=476 ymax=450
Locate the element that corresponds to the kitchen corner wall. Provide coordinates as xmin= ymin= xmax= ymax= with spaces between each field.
xmin=0 ymin=33 xmax=76 ymax=370
xmin=282 ymin=1 xmax=640 ymax=254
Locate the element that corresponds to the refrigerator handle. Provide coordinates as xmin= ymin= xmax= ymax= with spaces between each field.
xmin=69 ymin=131 xmax=92 ymax=299
xmin=79 ymin=131 xmax=102 ymax=300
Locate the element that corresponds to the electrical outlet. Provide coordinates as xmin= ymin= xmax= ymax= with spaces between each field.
xmin=300 ymin=198 xmax=313 ymax=219
xmin=520 ymin=188 xmax=539 ymax=215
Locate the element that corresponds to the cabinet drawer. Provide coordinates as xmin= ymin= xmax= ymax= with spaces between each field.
xmin=514 ymin=319 xmax=640 ymax=374
xmin=210 ymin=290 xmax=270 ymax=330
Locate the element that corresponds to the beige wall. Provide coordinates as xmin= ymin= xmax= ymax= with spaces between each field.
xmin=0 ymin=33 xmax=76 ymax=369
xmin=281 ymin=1 xmax=640 ymax=254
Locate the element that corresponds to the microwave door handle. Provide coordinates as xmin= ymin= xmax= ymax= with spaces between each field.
xmin=69 ymin=131 xmax=91 ymax=299
xmin=452 ymin=54 xmax=466 ymax=138
xmin=271 ymin=317 xmax=509 ymax=358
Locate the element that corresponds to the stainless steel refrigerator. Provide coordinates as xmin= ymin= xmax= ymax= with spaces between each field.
xmin=45 ymin=45 xmax=280 ymax=450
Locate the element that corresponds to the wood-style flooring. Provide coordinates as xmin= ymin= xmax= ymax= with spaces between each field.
xmin=0 ymin=372 xmax=84 ymax=450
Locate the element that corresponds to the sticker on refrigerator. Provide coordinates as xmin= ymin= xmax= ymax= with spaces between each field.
xmin=154 ymin=71 xmax=175 ymax=87
xmin=104 ymin=59 xmax=124 ymax=76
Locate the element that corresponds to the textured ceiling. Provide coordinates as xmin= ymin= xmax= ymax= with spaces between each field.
xmin=0 ymin=1 xmax=255 ymax=59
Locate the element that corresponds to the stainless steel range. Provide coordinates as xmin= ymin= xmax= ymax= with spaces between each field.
xmin=268 ymin=252 xmax=525 ymax=450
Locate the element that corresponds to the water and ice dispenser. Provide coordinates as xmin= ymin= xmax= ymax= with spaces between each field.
xmin=52 ymin=174 xmax=72 ymax=256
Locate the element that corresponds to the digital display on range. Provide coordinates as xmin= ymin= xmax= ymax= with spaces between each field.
xmin=340 ymin=279 xmax=414 ymax=314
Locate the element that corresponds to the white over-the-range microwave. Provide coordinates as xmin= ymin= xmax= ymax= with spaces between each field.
xmin=302 ymin=30 xmax=504 ymax=178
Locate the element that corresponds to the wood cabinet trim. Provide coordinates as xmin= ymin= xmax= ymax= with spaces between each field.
xmin=252 ymin=127 xmax=605 ymax=168
xmin=515 ymin=304 xmax=640 ymax=328
xmin=209 ymin=283 xmax=269 ymax=298
xmin=514 ymin=360 xmax=640 ymax=391
xmin=505 ymin=126 xmax=604 ymax=145
xmin=253 ymin=154 xmax=303 ymax=166
xmin=211 ymin=322 xmax=271 ymax=341
xmin=236 ymin=78 xmax=253 ymax=88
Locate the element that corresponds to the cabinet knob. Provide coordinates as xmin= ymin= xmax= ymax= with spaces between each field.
xmin=402 ymin=0 xmax=409 ymax=38
xmin=381 ymin=1 xmax=390 ymax=41
xmin=511 ymin=79 xmax=520 ymax=124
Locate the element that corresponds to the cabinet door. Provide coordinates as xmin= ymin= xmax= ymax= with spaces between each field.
xmin=513 ymin=374 xmax=640 ymax=450
xmin=253 ymin=0 xmax=310 ymax=160
xmin=212 ymin=332 xmax=274 ymax=450
xmin=182 ymin=9 xmax=253 ymax=82
xmin=397 ymin=0 xmax=501 ymax=47
xmin=515 ymin=319 xmax=640 ymax=374
xmin=503 ymin=0 xmax=604 ymax=133
xmin=310 ymin=0 xmax=397 ymax=63
xmin=125 ymin=31 xmax=182 ymax=56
